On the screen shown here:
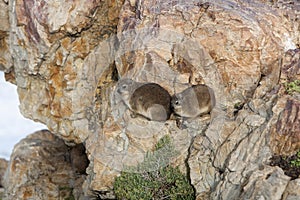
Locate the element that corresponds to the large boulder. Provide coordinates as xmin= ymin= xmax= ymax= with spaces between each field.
xmin=3 ymin=130 xmax=88 ymax=200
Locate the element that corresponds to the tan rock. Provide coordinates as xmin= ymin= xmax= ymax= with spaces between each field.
xmin=282 ymin=179 xmax=300 ymax=200
xmin=0 ymin=0 xmax=12 ymax=72
xmin=7 ymin=0 xmax=124 ymax=143
xmin=281 ymin=49 xmax=300 ymax=82
xmin=239 ymin=166 xmax=290 ymax=200
xmin=3 ymin=130 xmax=87 ymax=200
xmin=270 ymin=97 xmax=300 ymax=156
xmin=0 ymin=158 xmax=8 ymax=188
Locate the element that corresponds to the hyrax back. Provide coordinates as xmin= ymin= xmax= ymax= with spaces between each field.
xmin=116 ymin=79 xmax=171 ymax=121
xmin=171 ymin=84 xmax=215 ymax=118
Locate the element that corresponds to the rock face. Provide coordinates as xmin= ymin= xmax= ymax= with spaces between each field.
xmin=3 ymin=130 xmax=88 ymax=200
xmin=0 ymin=0 xmax=11 ymax=72
xmin=0 ymin=158 xmax=8 ymax=188
xmin=1 ymin=0 xmax=300 ymax=199
xmin=4 ymin=0 xmax=124 ymax=142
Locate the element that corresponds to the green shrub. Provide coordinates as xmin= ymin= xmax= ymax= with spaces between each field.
xmin=290 ymin=151 xmax=300 ymax=167
xmin=58 ymin=186 xmax=74 ymax=200
xmin=285 ymin=80 xmax=300 ymax=94
xmin=113 ymin=135 xmax=195 ymax=200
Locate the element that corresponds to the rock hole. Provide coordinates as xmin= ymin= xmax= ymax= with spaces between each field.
xmin=111 ymin=62 xmax=119 ymax=82
xmin=218 ymin=168 xmax=225 ymax=175
xmin=70 ymin=144 xmax=89 ymax=175
xmin=257 ymin=74 xmax=266 ymax=86
xmin=233 ymin=102 xmax=244 ymax=115
xmin=265 ymin=173 xmax=271 ymax=180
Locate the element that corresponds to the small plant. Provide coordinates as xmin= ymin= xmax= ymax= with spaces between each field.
xmin=290 ymin=151 xmax=300 ymax=167
xmin=113 ymin=135 xmax=195 ymax=200
xmin=58 ymin=186 xmax=75 ymax=200
xmin=285 ymin=80 xmax=300 ymax=94
xmin=270 ymin=151 xmax=300 ymax=180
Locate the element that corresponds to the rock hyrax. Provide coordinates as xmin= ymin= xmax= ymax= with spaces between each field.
xmin=171 ymin=84 xmax=216 ymax=118
xmin=116 ymin=79 xmax=172 ymax=121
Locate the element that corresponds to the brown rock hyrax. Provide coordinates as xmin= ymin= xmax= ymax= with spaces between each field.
xmin=116 ymin=79 xmax=171 ymax=121
xmin=171 ymin=84 xmax=216 ymax=118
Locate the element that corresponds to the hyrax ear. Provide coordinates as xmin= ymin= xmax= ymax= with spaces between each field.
xmin=176 ymin=94 xmax=183 ymax=100
xmin=171 ymin=95 xmax=178 ymax=104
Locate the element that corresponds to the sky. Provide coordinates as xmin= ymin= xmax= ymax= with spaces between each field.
xmin=0 ymin=71 xmax=47 ymax=160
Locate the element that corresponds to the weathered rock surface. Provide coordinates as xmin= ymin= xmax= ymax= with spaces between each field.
xmin=5 ymin=0 xmax=124 ymax=143
xmin=1 ymin=0 xmax=300 ymax=199
xmin=0 ymin=158 xmax=8 ymax=187
xmin=283 ymin=178 xmax=300 ymax=200
xmin=0 ymin=0 xmax=11 ymax=72
xmin=239 ymin=166 xmax=290 ymax=200
xmin=0 ymin=157 xmax=8 ymax=199
xmin=3 ymin=130 xmax=88 ymax=200
xmin=270 ymin=97 xmax=300 ymax=155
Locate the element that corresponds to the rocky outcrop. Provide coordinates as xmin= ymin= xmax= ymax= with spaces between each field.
xmin=4 ymin=0 xmax=124 ymax=143
xmin=0 ymin=158 xmax=8 ymax=191
xmin=0 ymin=0 xmax=11 ymax=72
xmin=0 ymin=157 xmax=8 ymax=199
xmin=3 ymin=130 xmax=88 ymax=200
xmin=1 ymin=0 xmax=300 ymax=199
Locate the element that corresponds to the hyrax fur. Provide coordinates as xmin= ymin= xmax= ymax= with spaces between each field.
xmin=171 ymin=84 xmax=215 ymax=119
xmin=116 ymin=79 xmax=172 ymax=122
